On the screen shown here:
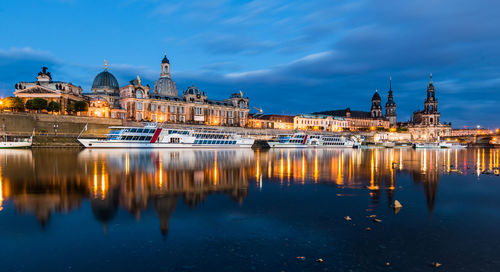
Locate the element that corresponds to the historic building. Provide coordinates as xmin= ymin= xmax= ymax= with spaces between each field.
xmin=248 ymin=114 xmax=294 ymax=130
xmin=314 ymin=84 xmax=393 ymax=130
xmin=293 ymin=114 xmax=348 ymax=131
xmin=13 ymin=67 xmax=85 ymax=113
xmin=408 ymin=74 xmax=451 ymax=140
xmin=87 ymin=56 xmax=250 ymax=126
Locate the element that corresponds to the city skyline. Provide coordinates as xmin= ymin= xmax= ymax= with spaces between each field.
xmin=1 ymin=0 xmax=499 ymax=128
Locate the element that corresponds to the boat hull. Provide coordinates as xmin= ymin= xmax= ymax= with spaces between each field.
xmin=0 ymin=141 xmax=32 ymax=149
xmin=268 ymin=142 xmax=354 ymax=148
xmin=78 ymin=139 xmax=254 ymax=149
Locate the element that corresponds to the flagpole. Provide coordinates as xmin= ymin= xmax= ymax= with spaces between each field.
xmin=77 ymin=123 xmax=88 ymax=139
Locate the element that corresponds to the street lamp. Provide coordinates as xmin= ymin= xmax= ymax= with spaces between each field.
xmin=53 ymin=123 xmax=59 ymax=136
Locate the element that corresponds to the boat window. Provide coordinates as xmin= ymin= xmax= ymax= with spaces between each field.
xmin=146 ymin=136 xmax=152 ymax=141
xmin=132 ymin=136 xmax=139 ymax=140
xmin=139 ymin=136 xmax=146 ymax=141
xmin=130 ymin=128 xmax=137 ymax=133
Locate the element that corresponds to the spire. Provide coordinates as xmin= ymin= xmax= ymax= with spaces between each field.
xmin=104 ymin=60 xmax=108 ymax=71
xmin=429 ymin=73 xmax=433 ymax=83
xmin=389 ymin=76 xmax=392 ymax=91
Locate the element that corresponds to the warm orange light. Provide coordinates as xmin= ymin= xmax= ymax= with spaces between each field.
xmin=370 ymin=126 xmax=376 ymax=131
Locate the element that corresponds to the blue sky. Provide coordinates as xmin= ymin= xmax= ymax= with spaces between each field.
xmin=1 ymin=0 xmax=499 ymax=128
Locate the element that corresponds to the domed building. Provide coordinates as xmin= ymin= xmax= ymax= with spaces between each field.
xmin=91 ymin=70 xmax=119 ymax=95
xmin=152 ymin=55 xmax=178 ymax=97
xmin=117 ymin=55 xmax=250 ymax=126
xmin=13 ymin=55 xmax=250 ymax=127
xmin=87 ymin=62 xmax=126 ymax=119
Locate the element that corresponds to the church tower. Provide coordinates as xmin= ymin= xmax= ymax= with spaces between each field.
xmin=385 ymin=77 xmax=397 ymax=127
xmin=422 ymin=73 xmax=440 ymax=125
xmin=371 ymin=90 xmax=382 ymax=118
xmin=160 ymin=55 xmax=171 ymax=78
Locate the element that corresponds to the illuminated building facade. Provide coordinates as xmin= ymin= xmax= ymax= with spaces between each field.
xmin=87 ymin=56 xmax=250 ymax=126
xmin=248 ymin=114 xmax=294 ymax=130
xmin=293 ymin=114 xmax=348 ymax=131
xmin=13 ymin=67 xmax=85 ymax=113
xmin=14 ymin=56 xmax=250 ymax=127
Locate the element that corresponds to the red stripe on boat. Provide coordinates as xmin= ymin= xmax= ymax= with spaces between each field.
xmin=150 ymin=128 xmax=162 ymax=143
xmin=302 ymin=135 xmax=308 ymax=145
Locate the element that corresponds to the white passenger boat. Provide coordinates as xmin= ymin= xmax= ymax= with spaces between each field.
xmin=0 ymin=131 xmax=33 ymax=149
xmin=439 ymin=142 xmax=467 ymax=148
xmin=77 ymin=124 xmax=255 ymax=148
xmin=0 ymin=139 xmax=32 ymax=149
xmin=413 ymin=142 xmax=439 ymax=148
xmin=382 ymin=141 xmax=396 ymax=148
xmin=267 ymin=132 xmax=356 ymax=148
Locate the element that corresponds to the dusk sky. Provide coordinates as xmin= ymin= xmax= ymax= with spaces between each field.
xmin=1 ymin=0 xmax=499 ymax=128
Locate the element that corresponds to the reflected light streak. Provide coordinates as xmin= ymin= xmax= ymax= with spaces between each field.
xmin=0 ymin=175 xmax=3 ymax=212
xmin=287 ymin=150 xmax=291 ymax=180
xmin=314 ymin=152 xmax=318 ymax=182
xmin=301 ymin=153 xmax=305 ymax=183
xmin=477 ymin=149 xmax=481 ymax=176
xmin=214 ymin=152 xmax=218 ymax=185
xmin=422 ymin=151 xmax=427 ymax=173
xmin=447 ymin=149 xmax=451 ymax=173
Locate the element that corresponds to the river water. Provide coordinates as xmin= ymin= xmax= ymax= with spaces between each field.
xmin=0 ymin=148 xmax=499 ymax=271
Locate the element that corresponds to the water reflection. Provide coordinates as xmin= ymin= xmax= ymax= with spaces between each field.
xmin=0 ymin=148 xmax=499 ymax=234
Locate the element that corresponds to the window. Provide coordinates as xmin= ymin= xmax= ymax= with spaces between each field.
xmin=228 ymin=111 xmax=233 ymax=118
xmin=221 ymin=110 xmax=225 ymax=117
xmin=151 ymin=104 xmax=156 ymax=111
xmin=161 ymin=105 xmax=165 ymax=112
xmin=170 ymin=106 xmax=176 ymax=113
xmin=240 ymin=112 xmax=244 ymax=118
xmin=179 ymin=107 xmax=184 ymax=114
xmin=137 ymin=113 xmax=142 ymax=120
xmin=136 ymin=90 xmax=143 ymax=99
xmin=170 ymin=115 xmax=176 ymax=121
xmin=136 ymin=102 xmax=142 ymax=110
xmin=179 ymin=116 xmax=185 ymax=122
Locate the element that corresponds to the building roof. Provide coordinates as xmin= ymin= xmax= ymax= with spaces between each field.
xmin=252 ymin=114 xmax=295 ymax=122
xmin=92 ymin=70 xmax=119 ymax=91
xmin=314 ymin=109 xmax=372 ymax=119
xmin=161 ymin=55 xmax=170 ymax=64
xmin=372 ymin=90 xmax=381 ymax=100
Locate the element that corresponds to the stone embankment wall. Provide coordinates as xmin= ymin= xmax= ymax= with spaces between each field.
xmin=0 ymin=113 xmax=122 ymax=137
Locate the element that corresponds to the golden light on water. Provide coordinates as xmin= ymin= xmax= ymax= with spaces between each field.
xmin=0 ymin=175 xmax=3 ymax=212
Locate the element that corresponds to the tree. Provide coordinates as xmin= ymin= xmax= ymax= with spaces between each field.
xmin=25 ymin=99 xmax=34 ymax=111
xmin=73 ymin=101 xmax=89 ymax=112
xmin=26 ymin=98 xmax=48 ymax=113
xmin=47 ymin=101 xmax=61 ymax=113
xmin=10 ymin=97 xmax=25 ymax=111
xmin=66 ymin=103 xmax=75 ymax=114
xmin=67 ymin=101 xmax=88 ymax=115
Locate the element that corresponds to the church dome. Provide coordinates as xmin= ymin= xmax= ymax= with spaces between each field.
xmin=372 ymin=90 xmax=381 ymax=101
xmin=185 ymin=85 xmax=201 ymax=95
xmin=92 ymin=70 xmax=119 ymax=93
xmin=153 ymin=77 xmax=178 ymax=97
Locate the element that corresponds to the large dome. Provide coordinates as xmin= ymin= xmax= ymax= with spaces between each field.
xmin=153 ymin=77 xmax=178 ymax=97
xmin=92 ymin=70 xmax=119 ymax=93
